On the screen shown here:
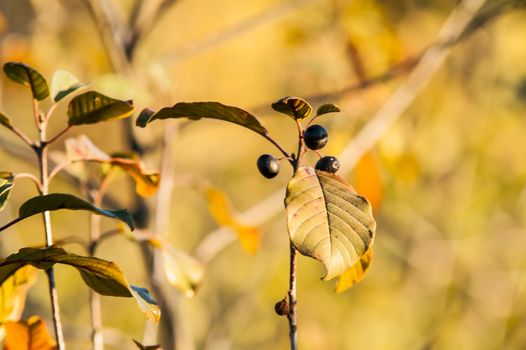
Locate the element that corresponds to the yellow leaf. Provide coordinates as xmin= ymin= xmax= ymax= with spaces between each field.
xmin=4 ymin=316 xmax=57 ymax=350
xmin=161 ymin=247 xmax=205 ymax=298
xmin=0 ymin=266 xmax=37 ymax=323
xmin=354 ymin=153 xmax=383 ymax=209
xmin=205 ymin=188 xmax=260 ymax=254
xmin=335 ymin=249 xmax=373 ymax=293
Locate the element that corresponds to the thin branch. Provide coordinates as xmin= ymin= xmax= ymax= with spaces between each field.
xmin=262 ymin=133 xmax=292 ymax=161
xmin=0 ymin=216 xmax=26 ymax=233
xmin=1 ymin=124 xmax=35 ymax=148
xmin=158 ymin=0 xmax=318 ymax=64
xmin=47 ymin=126 xmax=71 ymax=145
xmin=14 ymin=172 xmax=43 ymax=193
xmin=287 ymin=243 xmax=298 ymax=350
xmin=195 ymin=0 xmax=488 ymax=264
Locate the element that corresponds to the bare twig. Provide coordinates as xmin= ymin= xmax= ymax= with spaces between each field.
xmin=14 ymin=172 xmax=42 ymax=193
xmin=195 ymin=0 xmax=488 ymax=264
xmin=1 ymin=124 xmax=35 ymax=148
xmin=158 ymin=0 xmax=318 ymax=64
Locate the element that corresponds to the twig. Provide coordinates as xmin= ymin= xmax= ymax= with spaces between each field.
xmin=194 ymin=0 xmax=488 ymax=264
xmin=158 ymin=0 xmax=318 ymax=64
xmin=1 ymin=124 xmax=35 ymax=148
xmin=14 ymin=172 xmax=43 ymax=193
xmin=47 ymin=126 xmax=72 ymax=145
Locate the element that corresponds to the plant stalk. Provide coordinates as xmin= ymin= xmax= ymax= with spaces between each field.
xmin=285 ymin=119 xmax=303 ymax=350
xmin=89 ymin=212 xmax=103 ymax=350
xmin=36 ymin=106 xmax=66 ymax=349
xmin=287 ymin=243 xmax=298 ymax=350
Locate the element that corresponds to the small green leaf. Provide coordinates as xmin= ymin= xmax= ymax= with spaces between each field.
xmin=17 ymin=193 xmax=134 ymax=230
xmin=285 ymin=167 xmax=376 ymax=280
xmin=136 ymin=102 xmax=268 ymax=135
xmin=271 ymin=96 xmax=312 ymax=120
xmin=50 ymin=69 xmax=85 ymax=102
xmin=67 ymin=91 xmax=134 ymax=126
xmin=130 ymin=285 xmax=160 ymax=322
xmin=0 ymin=172 xmax=14 ymax=212
xmin=3 ymin=62 xmax=49 ymax=101
xmin=0 ymin=247 xmax=131 ymax=297
xmin=316 ymin=103 xmax=341 ymax=116
xmin=0 ymin=112 xmax=12 ymax=127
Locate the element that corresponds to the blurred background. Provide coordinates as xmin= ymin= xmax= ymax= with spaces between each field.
xmin=1 ymin=0 xmax=526 ymax=349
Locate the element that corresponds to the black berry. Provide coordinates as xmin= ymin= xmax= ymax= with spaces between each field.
xmin=257 ymin=154 xmax=280 ymax=178
xmin=274 ymin=299 xmax=289 ymax=316
xmin=315 ymin=156 xmax=340 ymax=173
xmin=304 ymin=124 xmax=328 ymax=150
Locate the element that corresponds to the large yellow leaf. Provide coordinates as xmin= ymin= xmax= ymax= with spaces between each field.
xmin=3 ymin=316 xmax=57 ymax=350
xmin=285 ymin=167 xmax=376 ymax=280
xmin=335 ymin=248 xmax=373 ymax=293
xmin=205 ymin=188 xmax=260 ymax=253
xmin=0 ymin=266 xmax=36 ymax=323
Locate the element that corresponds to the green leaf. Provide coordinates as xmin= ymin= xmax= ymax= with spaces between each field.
xmin=0 ymin=265 xmax=37 ymax=322
xmin=284 ymin=167 xmax=376 ymax=280
xmin=0 ymin=247 xmax=131 ymax=297
xmin=316 ymin=103 xmax=341 ymax=116
xmin=0 ymin=172 xmax=14 ymax=212
xmin=50 ymin=69 xmax=85 ymax=102
xmin=271 ymin=96 xmax=312 ymax=120
xmin=67 ymin=91 xmax=134 ymax=126
xmin=17 ymin=193 xmax=134 ymax=230
xmin=3 ymin=62 xmax=49 ymax=101
xmin=135 ymin=102 xmax=268 ymax=135
xmin=0 ymin=112 xmax=11 ymax=127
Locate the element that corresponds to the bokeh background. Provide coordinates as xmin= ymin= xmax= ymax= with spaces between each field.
xmin=1 ymin=0 xmax=526 ymax=349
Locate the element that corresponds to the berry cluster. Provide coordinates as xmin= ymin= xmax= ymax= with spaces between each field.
xmin=257 ymin=123 xmax=340 ymax=178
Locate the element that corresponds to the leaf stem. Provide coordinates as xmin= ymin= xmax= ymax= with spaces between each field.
xmin=34 ymin=99 xmax=66 ymax=349
xmin=14 ymin=172 xmax=43 ymax=193
xmin=47 ymin=125 xmax=72 ymax=145
xmin=262 ymin=133 xmax=292 ymax=164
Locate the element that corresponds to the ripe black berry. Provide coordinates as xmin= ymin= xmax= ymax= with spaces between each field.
xmin=304 ymin=124 xmax=328 ymax=150
xmin=257 ymin=154 xmax=280 ymax=178
xmin=315 ymin=156 xmax=340 ymax=173
xmin=274 ymin=299 xmax=289 ymax=316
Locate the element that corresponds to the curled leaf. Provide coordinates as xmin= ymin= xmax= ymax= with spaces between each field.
xmin=136 ymin=102 xmax=268 ymax=135
xmin=271 ymin=96 xmax=312 ymax=120
xmin=50 ymin=69 xmax=85 ymax=102
xmin=133 ymin=340 xmax=161 ymax=350
xmin=205 ymin=188 xmax=260 ymax=253
xmin=63 ymin=136 xmax=160 ymax=196
xmin=285 ymin=167 xmax=376 ymax=280
xmin=68 ymin=91 xmax=134 ymax=126
xmin=3 ymin=62 xmax=49 ymax=101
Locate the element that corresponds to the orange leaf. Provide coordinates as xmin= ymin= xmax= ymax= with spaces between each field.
xmin=4 ymin=316 xmax=57 ymax=350
xmin=335 ymin=249 xmax=373 ymax=293
xmin=354 ymin=153 xmax=383 ymax=209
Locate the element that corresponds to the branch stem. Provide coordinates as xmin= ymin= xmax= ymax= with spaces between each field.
xmin=35 ymin=102 xmax=66 ymax=349
xmin=287 ymin=243 xmax=298 ymax=350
